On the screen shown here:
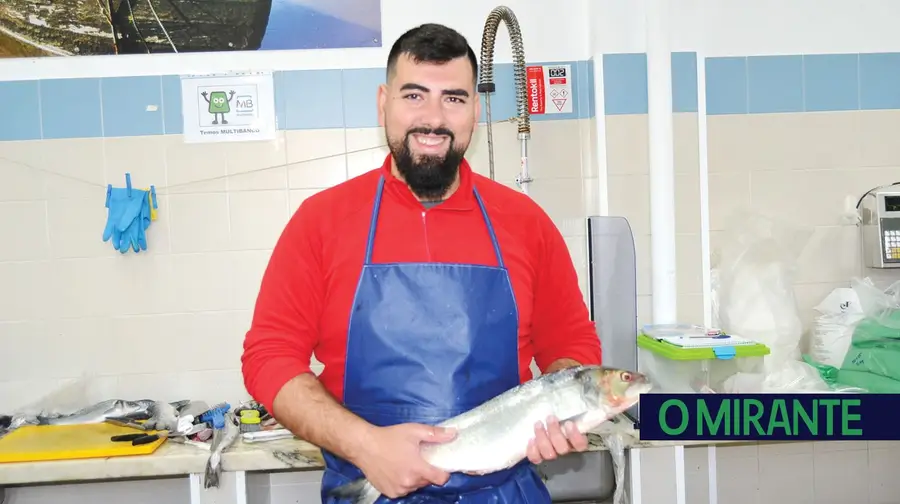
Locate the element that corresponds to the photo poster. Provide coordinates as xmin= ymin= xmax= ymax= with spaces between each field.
xmin=0 ymin=0 xmax=383 ymax=58
xmin=180 ymin=71 xmax=276 ymax=144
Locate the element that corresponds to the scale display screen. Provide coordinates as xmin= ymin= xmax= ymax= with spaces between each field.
xmin=886 ymin=195 xmax=900 ymax=213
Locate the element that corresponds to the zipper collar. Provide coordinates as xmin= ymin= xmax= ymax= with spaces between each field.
xmin=378 ymin=153 xmax=477 ymax=211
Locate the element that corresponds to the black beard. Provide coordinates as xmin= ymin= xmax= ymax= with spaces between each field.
xmin=389 ymin=127 xmax=466 ymax=201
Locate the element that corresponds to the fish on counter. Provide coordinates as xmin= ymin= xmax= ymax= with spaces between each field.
xmin=0 ymin=399 xmax=191 ymax=437
xmin=330 ymin=365 xmax=652 ymax=504
xmin=204 ymin=411 xmax=240 ymax=489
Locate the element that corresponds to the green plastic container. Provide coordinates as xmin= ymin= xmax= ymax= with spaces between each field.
xmin=637 ymin=333 xmax=771 ymax=393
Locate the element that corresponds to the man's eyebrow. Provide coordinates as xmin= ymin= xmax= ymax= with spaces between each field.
xmin=400 ymin=83 xmax=430 ymax=93
xmin=399 ymin=83 xmax=470 ymax=98
xmin=442 ymin=88 xmax=470 ymax=98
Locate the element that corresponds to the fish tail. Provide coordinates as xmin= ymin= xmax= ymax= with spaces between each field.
xmin=328 ymin=478 xmax=381 ymax=504
xmin=203 ymin=455 xmax=221 ymax=489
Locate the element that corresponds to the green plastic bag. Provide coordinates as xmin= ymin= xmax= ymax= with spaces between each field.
xmin=834 ymin=369 xmax=900 ymax=393
xmin=801 ymin=354 xmax=872 ymax=392
xmin=839 ymin=312 xmax=900 ymax=379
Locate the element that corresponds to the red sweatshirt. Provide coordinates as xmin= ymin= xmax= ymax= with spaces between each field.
xmin=241 ymin=155 xmax=602 ymax=412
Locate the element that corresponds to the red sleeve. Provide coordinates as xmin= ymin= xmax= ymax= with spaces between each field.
xmin=241 ymin=200 xmax=324 ymax=413
xmin=530 ymin=213 xmax=602 ymax=371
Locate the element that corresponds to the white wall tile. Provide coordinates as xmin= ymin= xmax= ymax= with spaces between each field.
xmin=228 ymin=190 xmax=290 ymax=250
xmin=0 ymin=121 xmax=601 ymax=416
xmin=42 ymin=138 xmax=106 ymax=199
xmin=0 ymin=141 xmax=46 ymax=202
xmin=104 ymin=135 xmax=168 ymax=190
xmin=164 ymin=136 xmax=228 ymax=193
xmin=0 ymin=200 xmax=49 ymax=261
xmin=167 ymin=193 xmax=231 ymax=253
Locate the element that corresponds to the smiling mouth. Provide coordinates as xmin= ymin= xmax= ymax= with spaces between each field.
xmin=411 ymin=134 xmax=449 ymax=147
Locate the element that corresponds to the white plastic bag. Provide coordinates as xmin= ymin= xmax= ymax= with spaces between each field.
xmin=852 ymin=277 xmax=900 ymax=329
xmin=809 ymin=288 xmax=864 ymax=367
xmin=713 ymin=210 xmax=810 ymax=368
xmin=712 ymin=210 xmax=834 ymax=392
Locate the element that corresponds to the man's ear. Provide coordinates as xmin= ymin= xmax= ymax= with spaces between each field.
xmin=473 ymin=91 xmax=481 ymax=130
xmin=377 ymin=83 xmax=388 ymax=127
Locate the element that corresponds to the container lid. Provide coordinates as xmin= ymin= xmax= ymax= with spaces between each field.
xmin=637 ymin=333 xmax=770 ymax=361
xmin=240 ymin=409 xmax=261 ymax=424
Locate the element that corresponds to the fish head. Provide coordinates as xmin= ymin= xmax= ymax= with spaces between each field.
xmin=575 ymin=366 xmax=653 ymax=413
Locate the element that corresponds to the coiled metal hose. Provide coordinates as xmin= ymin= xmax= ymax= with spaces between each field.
xmin=478 ymin=6 xmax=532 ymax=192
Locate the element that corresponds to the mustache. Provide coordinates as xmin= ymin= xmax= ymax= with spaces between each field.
xmin=405 ymin=127 xmax=455 ymax=141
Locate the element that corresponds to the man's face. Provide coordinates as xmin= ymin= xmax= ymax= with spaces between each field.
xmin=377 ymin=54 xmax=480 ymax=201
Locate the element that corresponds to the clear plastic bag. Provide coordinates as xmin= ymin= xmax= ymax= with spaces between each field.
xmin=713 ymin=210 xmax=810 ymax=367
xmin=590 ymin=414 xmax=640 ymax=504
xmin=852 ymin=277 xmax=900 ymax=330
xmin=712 ymin=210 xmax=842 ymax=392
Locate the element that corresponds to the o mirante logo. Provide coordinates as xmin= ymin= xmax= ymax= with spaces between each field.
xmin=636 ymin=394 xmax=897 ymax=441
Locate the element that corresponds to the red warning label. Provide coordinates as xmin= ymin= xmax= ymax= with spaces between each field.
xmin=526 ymin=66 xmax=545 ymax=115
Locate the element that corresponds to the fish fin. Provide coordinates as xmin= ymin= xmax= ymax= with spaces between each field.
xmin=328 ymin=478 xmax=381 ymax=504
xmin=170 ymin=400 xmax=193 ymax=413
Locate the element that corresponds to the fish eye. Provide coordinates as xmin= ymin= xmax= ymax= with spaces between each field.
xmin=621 ymin=371 xmax=632 ymax=382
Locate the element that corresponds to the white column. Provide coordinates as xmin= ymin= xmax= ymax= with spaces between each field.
xmin=696 ymin=49 xmax=719 ymax=504
xmin=645 ymin=0 xmax=678 ymax=324
xmin=645 ymin=1 xmax=684 ymax=502
xmin=592 ymin=51 xmax=609 ymax=216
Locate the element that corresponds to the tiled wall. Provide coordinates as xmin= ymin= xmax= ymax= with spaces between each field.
xmin=4 ymin=50 xmax=900 ymax=503
xmin=602 ymin=51 xmax=900 ymax=503
xmin=0 ymin=59 xmax=597 ymax=413
xmin=0 ymin=57 xmax=597 ymax=503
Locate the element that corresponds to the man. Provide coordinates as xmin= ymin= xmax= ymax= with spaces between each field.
xmin=241 ymin=23 xmax=602 ymax=504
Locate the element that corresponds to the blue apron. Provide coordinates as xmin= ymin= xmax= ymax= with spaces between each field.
xmin=320 ymin=176 xmax=551 ymax=504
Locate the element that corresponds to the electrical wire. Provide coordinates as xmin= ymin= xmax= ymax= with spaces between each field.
xmin=856 ymin=181 xmax=900 ymax=209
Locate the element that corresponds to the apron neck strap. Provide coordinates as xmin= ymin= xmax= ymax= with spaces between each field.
xmin=364 ymin=176 xmax=505 ymax=268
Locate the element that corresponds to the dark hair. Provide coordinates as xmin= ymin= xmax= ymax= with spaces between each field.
xmin=386 ymin=23 xmax=478 ymax=83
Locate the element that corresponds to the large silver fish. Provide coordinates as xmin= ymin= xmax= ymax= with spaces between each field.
xmin=1 ymin=399 xmax=191 ymax=436
xmin=39 ymin=399 xmax=191 ymax=426
xmin=38 ymin=399 xmax=156 ymax=425
xmin=330 ymin=365 xmax=652 ymax=504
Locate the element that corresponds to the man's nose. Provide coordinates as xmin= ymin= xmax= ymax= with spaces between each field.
xmin=417 ymin=97 xmax=446 ymax=125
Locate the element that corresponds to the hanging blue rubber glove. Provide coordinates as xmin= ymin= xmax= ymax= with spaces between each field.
xmin=116 ymin=190 xmax=147 ymax=253
xmin=103 ymin=175 xmax=157 ymax=254
xmin=103 ymin=189 xmax=144 ymax=254
xmin=103 ymin=186 xmax=136 ymax=253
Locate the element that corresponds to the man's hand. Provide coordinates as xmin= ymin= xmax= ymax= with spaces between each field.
xmin=525 ymin=415 xmax=589 ymax=464
xmin=355 ymin=423 xmax=457 ymax=499
xmin=526 ymin=359 xmax=589 ymax=464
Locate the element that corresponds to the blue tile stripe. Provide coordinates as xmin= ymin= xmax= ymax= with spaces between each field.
xmin=0 ymin=60 xmax=589 ymax=142
xmin=704 ymin=52 xmax=900 ymax=115
xmin=4 ymin=51 xmax=900 ymax=140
